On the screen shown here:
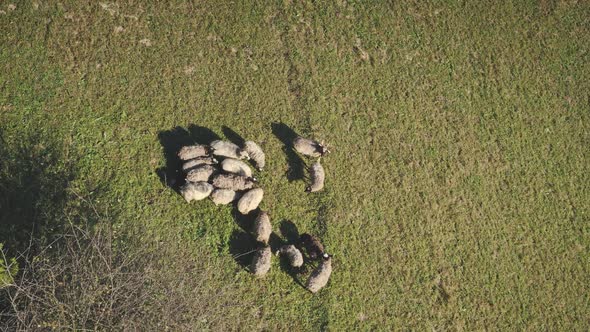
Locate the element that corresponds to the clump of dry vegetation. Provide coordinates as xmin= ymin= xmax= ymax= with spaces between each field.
xmin=0 ymin=222 xmax=249 ymax=331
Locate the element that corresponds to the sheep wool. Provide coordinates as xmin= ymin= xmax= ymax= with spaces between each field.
xmin=186 ymin=165 xmax=218 ymax=183
xmin=250 ymin=246 xmax=271 ymax=277
xmin=180 ymin=182 xmax=214 ymax=202
xmin=210 ymin=188 xmax=240 ymax=205
xmin=253 ymin=211 xmax=271 ymax=244
xmin=182 ymin=157 xmax=218 ymax=173
xmin=221 ymin=158 xmax=253 ymax=177
xmin=299 ymin=233 xmax=325 ymax=260
xmin=244 ymin=141 xmax=265 ymax=171
xmin=306 ymin=255 xmax=332 ymax=293
xmin=210 ymin=140 xmax=249 ymax=160
xmin=211 ymin=174 xmax=256 ymax=191
xmin=277 ymin=245 xmax=304 ymax=268
xmin=178 ymin=144 xmax=209 ymax=160
xmin=293 ymin=136 xmax=329 ymax=157
xmin=306 ymin=161 xmax=325 ymax=193
xmin=237 ymin=188 xmax=264 ymax=214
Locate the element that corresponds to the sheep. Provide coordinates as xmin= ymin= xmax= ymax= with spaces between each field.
xmin=244 ymin=141 xmax=265 ymax=171
xmin=210 ymin=140 xmax=249 ymax=160
xmin=253 ymin=211 xmax=271 ymax=244
xmin=276 ymin=245 xmax=303 ymax=268
xmin=221 ymin=158 xmax=252 ymax=177
xmin=306 ymin=254 xmax=332 ymax=293
xmin=209 ymin=188 xmax=241 ymax=205
xmin=250 ymin=245 xmax=271 ymax=277
xmin=180 ymin=181 xmax=214 ymax=202
xmin=185 ymin=165 xmax=218 ymax=183
xmin=237 ymin=188 xmax=264 ymax=214
xmin=299 ymin=233 xmax=325 ymax=260
xmin=178 ymin=144 xmax=210 ymax=160
xmin=182 ymin=156 xmax=218 ymax=173
xmin=293 ymin=136 xmax=329 ymax=157
xmin=306 ymin=160 xmax=325 ymax=193
xmin=211 ymin=174 xmax=257 ymax=191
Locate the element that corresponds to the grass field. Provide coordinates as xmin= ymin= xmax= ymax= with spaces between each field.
xmin=1 ymin=0 xmax=589 ymax=330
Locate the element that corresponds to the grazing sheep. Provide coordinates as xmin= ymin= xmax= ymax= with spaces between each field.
xmin=250 ymin=245 xmax=271 ymax=277
xmin=244 ymin=141 xmax=265 ymax=171
xmin=210 ymin=188 xmax=240 ymax=205
xmin=276 ymin=245 xmax=304 ymax=268
xmin=306 ymin=254 xmax=332 ymax=293
xmin=293 ymin=136 xmax=329 ymax=157
xmin=211 ymin=174 xmax=257 ymax=191
xmin=186 ymin=165 xmax=218 ymax=183
xmin=221 ymin=158 xmax=253 ymax=177
xmin=299 ymin=233 xmax=325 ymax=260
xmin=182 ymin=156 xmax=218 ymax=172
xmin=178 ymin=144 xmax=210 ymax=160
xmin=237 ymin=188 xmax=264 ymax=214
xmin=180 ymin=182 xmax=213 ymax=202
xmin=210 ymin=140 xmax=249 ymax=160
xmin=306 ymin=160 xmax=325 ymax=193
xmin=253 ymin=211 xmax=271 ymax=244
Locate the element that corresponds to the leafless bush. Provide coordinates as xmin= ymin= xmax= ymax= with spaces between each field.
xmin=1 ymin=221 xmax=256 ymax=331
xmin=1 ymin=224 xmax=155 ymax=330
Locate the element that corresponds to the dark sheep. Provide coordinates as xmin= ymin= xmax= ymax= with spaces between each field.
xmin=299 ymin=233 xmax=325 ymax=260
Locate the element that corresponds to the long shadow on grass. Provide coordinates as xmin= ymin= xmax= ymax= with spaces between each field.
xmin=271 ymin=122 xmax=305 ymax=182
xmin=221 ymin=126 xmax=246 ymax=147
xmin=279 ymin=219 xmax=300 ymax=244
xmin=0 ymin=130 xmax=76 ymax=256
xmin=228 ymin=230 xmax=257 ymax=269
xmin=156 ymin=125 xmax=220 ymax=191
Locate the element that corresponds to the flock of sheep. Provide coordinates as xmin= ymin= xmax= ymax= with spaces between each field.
xmin=175 ymin=136 xmax=332 ymax=293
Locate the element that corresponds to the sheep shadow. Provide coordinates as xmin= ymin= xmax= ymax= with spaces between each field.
xmin=221 ymin=126 xmax=245 ymax=147
xmin=271 ymin=122 xmax=305 ymax=182
xmin=228 ymin=230 xmax=257 ymax=269
xmin=156 ymin=125 xmax=220 ymax=191
xmin=279 ymin=219 xmax=300 ymax=243
xmin=231 ymin=207 xmax=257 ymax=234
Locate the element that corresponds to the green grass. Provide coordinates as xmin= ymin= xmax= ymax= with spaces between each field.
xmin=1 ymin=0 xmax=589 ymax=330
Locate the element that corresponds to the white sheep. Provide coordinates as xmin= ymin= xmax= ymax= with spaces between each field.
xmin=180 ymin=181 xmax=214 ymax=202
xmin=276 ymin=245 xmax=303 ymax=268
xmin=211 ymin=174 xmax=257 ymax=191
xmin=185 ymin=165 xmax=218 ymax=183
xmin=182 ymin=156 xmax=218 ymax=173
xmin=250 ymin=245 xmax=271 ymax=277
xmin=293 ymin=136 xmax=329 ymax=157
xmin=306 ymin=160 xmax=325 ymax=193
xmin=221 ymin=158 xmax=252 ymax=177
xmin=210 ymin=140 xmax=249 ymax=160
xmin=244 ymin=141 xmax=265 ymax=171
xmin=209 ymin=188 xmax=240 ymax=205
xmin=237 ymin=188 xmax=264 ymax=214
xmin=306 ymin=254 xmax=332 ymax=293
xmin=253 ymin=210 xmax=271 ymax=244
xmin=178 ymin=144 xmax=210 ymax=160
